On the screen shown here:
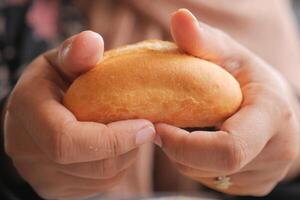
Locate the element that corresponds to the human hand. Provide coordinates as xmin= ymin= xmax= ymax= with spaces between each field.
xmin=155 ymin=9 xmax=300 ymax=196
xmin=4 ymin=31 xmax=156 ymax=200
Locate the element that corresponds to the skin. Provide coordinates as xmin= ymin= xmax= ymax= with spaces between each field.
xmin=154 ymin=9 xmax=300 ymax=196
xmin=3 ymin=8 xmax=300 ymax=199
xmin=4 ymin=31 xmax=156 ymax=200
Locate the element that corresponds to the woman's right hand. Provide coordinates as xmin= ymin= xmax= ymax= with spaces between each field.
xmin=3 ymin=31 xmax=156 ymax=200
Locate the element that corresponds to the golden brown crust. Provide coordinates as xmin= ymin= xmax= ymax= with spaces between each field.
xmin=64 ymin=40 xmax=242 ymax=127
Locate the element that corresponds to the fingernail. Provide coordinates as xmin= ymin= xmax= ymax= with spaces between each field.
xmin=61 ymin=42 xmax=72 ymax=62
xmin=178 ymin=8 xmax=198 ymax=23
xmin=154 ymin=134 xmax=162 ymax=148
xmin=135 ymin=126 xmax=156 ymax=145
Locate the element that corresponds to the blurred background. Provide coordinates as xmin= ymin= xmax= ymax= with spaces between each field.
xmin=0 ymin=0 xmax=300 ymax=200
xmin=294 ymin=0 xmax=300 ymax=25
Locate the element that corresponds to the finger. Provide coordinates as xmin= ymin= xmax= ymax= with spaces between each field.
xmin=24 ymin=169 xmax=125 ymax=200
xmin=42 ymin=118 xmax=155 ymax=164
xmin=196 ymin=170 xmax=280 ymax=196
xmin=156 ymin=75 xmax=286 ymax=174
xmin=9 ymin=67 xmax=155 ymax=165
xmin=171 ymin=9 xmax=246 ymax=68
xmin=175 ymin=140 xmax=292 ymax=178
xmin=156 ymin=94 xmax=282 ymax=173
xmin=9 ymin=58 xmax=155 ymax=164
xmin=56 ymin=149 xmax=138 ymax=179
xmin=241 ymin=132 xmax=298 ymax=171
xmin=46 ymin=190 xmax=101 ymax=200
xmin=175 ymin=163 xmax=226 ymax=178
xmin=198 ymin=179 xmax=276 ymax=196
xmin=4 ymin=111 xmax=41 ymax=158
xmin=158 ymin=9 xmax=287 ymax=173
xmin=170 ymin=9 xmax=279 ymax=87
xmin=44 ymin=30 xmax=104 ymax=82
xmin=177 ymin=161 xmax=286 ymax=186
xmin=56 ymin=170 xmax=126 ymax=191
xmin=156 ymin=124 xmax=245 ymax=172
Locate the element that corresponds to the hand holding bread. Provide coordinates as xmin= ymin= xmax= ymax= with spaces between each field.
xmin=62 ymin=9 xmax=300 ymax=197
xmin=4 ymin=31 xmax=156 ymax=199
xmin=154 ymin=9 xmax=300 ymax=196
xmin=3 ymin=8 xmax=300 ymax=199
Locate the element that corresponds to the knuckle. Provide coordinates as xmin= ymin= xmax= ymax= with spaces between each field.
xmin=283 ymin=106 xmax=300 ymax=135
xmin=90 ymin=170 xmax=126 ymax=191
xmin=4 ymin=128 xmax=22 ymax=159
xmin=276 ymin=170 xmax=289 ymax=182
xmin=7 ymin=83 xmax=32 ymax=115
xmin=221 ymin=58 xmax=243 ymax=75
xmin=4 ymin=140 xmax=16 ymax=158
xmin=263 ymin=87 xmax=293 ymax=123
xmin=35 ymin=186 xmax=59 ymax=200
xmin=38 ymin=192 xmax=56 ymax=200
xmin=34 ymin=181 xmax=70 ymax=200
xmin=49 ymin=125 xmax=73 ymax=164
xmin=96 ymin=159 xmax=118 ymax=178
xmin=38 ymin=191 xmax=68 ymax=200
xmin=213 ymin=26 xmax=229 ymax=40
xmin=239 ymin=181 xmax=278 ymax=197
xmin=282 ymin=106 xmax=294 ymax=122
xmin=3 ymin=120 xmax=18 ymax=159
xmin=6 ymin=89 xmax=19 ymax=113
xmin=172 ymin=134 xmax=186 ymax=162
xmin=281 ymin=145 xmax=298 ymax=162
xmin=221 ymin=135 xmax=247 ymax=173
xmin=107 ymin=130 xmax=121 ymax=157
xmin=251 ymin=185 xmax=276 ymax=197
xmin=176 ymin=164 xmax=192 ymax=176
xmin=108 ymin=170 xmax=127 ymax=185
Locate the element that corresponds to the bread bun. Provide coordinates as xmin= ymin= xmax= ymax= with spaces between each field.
xmin=64 ymin=40 xmax=242 ymax=128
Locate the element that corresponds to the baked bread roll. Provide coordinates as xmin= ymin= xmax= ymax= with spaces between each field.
xmin=64 ymin=40 xmax=242 ymax=128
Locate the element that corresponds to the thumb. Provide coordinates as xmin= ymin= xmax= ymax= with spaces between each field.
xmin=44 ymin=119 xmax=156 ymax=164
xmin=44 ymin=30 xmax=104 ymax=82
xmin=170 ymin=9 xmax=247 ymax=72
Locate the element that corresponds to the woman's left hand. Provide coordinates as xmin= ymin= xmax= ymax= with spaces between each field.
xmin=155 ymin=9 xmax=300 ymax=196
